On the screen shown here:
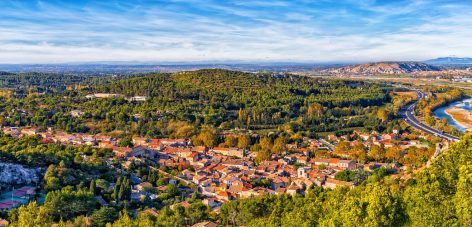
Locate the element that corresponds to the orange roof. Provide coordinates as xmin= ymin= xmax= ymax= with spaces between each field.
xmin=192 ymin=146 xmax=207 ymax=152
xmin=329 ymin=158 xmax=339 ymax=164
xmin=217 ymin=191 xmax=230 ymax=197
xmin=143 ymin=208 xmax=159 ymax=217
xmin=179 ymin=201 xmax=191 ymax=208
xmin=215 ymin=165 xmax=225 ymax=171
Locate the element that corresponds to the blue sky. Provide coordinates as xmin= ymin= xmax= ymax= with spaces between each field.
xmin=0 ymin=0 xmax=471 ymax=63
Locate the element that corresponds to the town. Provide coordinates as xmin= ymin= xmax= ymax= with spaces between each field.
xmin=1 ymin=122 xmax=447 ymax=215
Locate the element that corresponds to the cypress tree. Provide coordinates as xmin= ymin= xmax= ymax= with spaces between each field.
xmin=89 ymin=179 xmax=96 ymax=194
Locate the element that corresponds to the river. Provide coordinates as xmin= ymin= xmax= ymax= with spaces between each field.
xmin=433 ymin=98 xmax=472 ymax=133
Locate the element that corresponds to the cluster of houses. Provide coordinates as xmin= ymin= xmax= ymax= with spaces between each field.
xmin=329 ymin=129 xmax=429 ymax=152
xmin=85 ymin=93 xmax=147 ymax=102
xmin=1 ymin=125 xmax=435 ymax=211
xmin=113 ymin=138 xmax=366 ymax=210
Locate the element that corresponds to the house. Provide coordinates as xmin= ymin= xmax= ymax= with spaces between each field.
xmin=239 ymin=187 xmax=274 ymax=198
xmin=142 ymin=208 xmax=159 ymax=217
xmin=227 ymin=179 xmax=248 ymax=194
xmin=159 ymin=138 xmax=187 ymax=147
xmin=328 ymin=158 xmax=340 ymax=167
xmin=327 ymin=134 xmax=338 ymax=141
xmin=271 ymin=177 xmax=289 ymax=190
xmin=202 ymin=197 xmax=220 ymax=208
xmin=382 ymin=134 xmax=398 ymax=141
xmin=323 ymin=178 xmax=354 ymax=189
xmin=275 ymin=187 xmax=286 ymax=195
xmin=175 ymin=148 xmax=193 ymax=158
xmin=99 ymin=141 xmax=114 ymax=149
xmin=70 ymin=110 xmax=85 ymax=118
xmin=2 ymin=127 xmax=21 ymax=137
xmin=252 ymin=187 xmax=275 ymax=196
xmin=216 ymin=191 xmax=232 ymax=202
xmin=286 ymin=184 xmax=301 ymax=195
xmin=378 ymin=140 xmax=394 ymax=148
xmin=193 ymin=175 xmax=208 ymax=185
xmin=112 ymin=146 xmax=133 ymax=158
xmin=127 ymin=96 xmax=147 ymax=102
xmin=278 ymin=157 xmax=291 ymax=165
xmin=297 ymin=156 xmax=308 ymax=164
xmin=359 ymin=134 xmax=371 ymax=141
xmin=86 ymin=93 xmax=121 ymax=99
xmin=313 ymin=158 xmax=330 ymax=166
xmin=0 ymin=219 xmax=8 ymax=227
xmin=21 ymin=127 xmax=39 ymax=136
xmin=192 ymin=221 xmax=218 ymax=227
xmin=56 ymin=133 xmax=75 ymax=144
xmin=82 ymin=135 xmax=96 ymax=145
xmin=222 ymin=159 xmax=249 ymax=169
xmin=337 ymin=160 xmax=356 ymax=170
xmin=95 ymin=135 xmax=112 ymax=142
xmin=132 ymin=137 xmax=149 ymax=146
xmin=192 ymin=146 xmax=208 ymax=154
xmin=211 ymin=147 xmax=245 ymax=158
xmin=127 ymin=146 xmax=159 ymax=159
xmin=194 ymin=159 xmax=211 ymax=168
xmin=184 ymin=152 xmax=199 ymax=163
xmin=148 ymin=139 xmax=163 ymax=150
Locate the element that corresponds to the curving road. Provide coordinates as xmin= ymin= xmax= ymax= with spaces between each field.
xmin=399 ymin=90 xmax=460 ymax=142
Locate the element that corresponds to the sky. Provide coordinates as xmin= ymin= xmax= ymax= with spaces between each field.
xmin=0 ymin=0 xmax=471 ymax=64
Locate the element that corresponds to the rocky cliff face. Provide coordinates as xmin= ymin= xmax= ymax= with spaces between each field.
xmin=0 ymin=162 xmax=42 ymax=185
xmin=324 ymin=62 xmax=441 ymax=75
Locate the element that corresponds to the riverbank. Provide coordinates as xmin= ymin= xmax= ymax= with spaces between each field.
xmin=445 ymin=107 xmax=472 ymax=131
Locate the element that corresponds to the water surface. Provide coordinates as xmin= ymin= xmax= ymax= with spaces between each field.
xmin=433 ymin=98 xmax=472 ymax=133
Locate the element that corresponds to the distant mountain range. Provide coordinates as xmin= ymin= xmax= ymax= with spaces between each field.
xmin=322 ymin=62 xmax=441 ymax=75
xmin=424 ymin=57 xmax=472 ymax=65
xmin=1 ymin=57 xmax=470 ymax=75
xmin=0 ymin=63 xmax=328 ymax=74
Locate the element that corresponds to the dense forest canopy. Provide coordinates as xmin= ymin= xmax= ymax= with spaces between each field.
xmin=0 ymin=72 xmax=146 ymax=94
xmin=0 ymin=69 xmax=392 ymax=138
xmin=97 ymin=69 xmax=387 ymax=108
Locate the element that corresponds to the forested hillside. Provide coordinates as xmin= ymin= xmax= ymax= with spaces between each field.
xmin=217 ymin=133 xmax=472 ymax=226
xmin=0 ymin=72 xmax=105 ymax=90
xmin=97 ymin=69 xmax=386 ymax=108
xmin=93 ymin=69 xmax=390 ymax=134
xmin=0 ymin=69 xmax=391 ymax=138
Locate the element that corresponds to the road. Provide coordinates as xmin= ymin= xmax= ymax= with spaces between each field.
xmin=399 ymin=90 xmax=460 ymax=142
xmin=319 ymin=139 xmax=335 ymax=152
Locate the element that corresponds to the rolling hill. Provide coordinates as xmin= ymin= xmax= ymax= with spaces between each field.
xmin=322 ymin=62 xmax=441 ymax=75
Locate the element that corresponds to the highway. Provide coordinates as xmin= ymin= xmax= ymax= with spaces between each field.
xmin=399 ymin=90 xmax=460 ymax=142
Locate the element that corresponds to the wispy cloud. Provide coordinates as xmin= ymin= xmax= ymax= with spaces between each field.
xmin=0 ymin=0 xmax=471 ymax=63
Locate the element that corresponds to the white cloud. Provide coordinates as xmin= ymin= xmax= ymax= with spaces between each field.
xmin=0 ymin=0 xmax=471 ymax=63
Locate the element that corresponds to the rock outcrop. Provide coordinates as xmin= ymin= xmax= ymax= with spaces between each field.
xmin=0 ymin=162 xmax=42 ymax=185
